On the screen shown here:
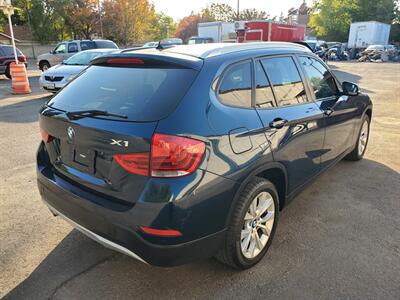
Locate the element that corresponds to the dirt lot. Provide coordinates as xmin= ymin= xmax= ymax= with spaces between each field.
xmin=0 ymin=62 xmax=399 ymax=300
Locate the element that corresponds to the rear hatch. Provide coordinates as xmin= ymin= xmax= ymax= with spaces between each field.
xmin=39 ymin=53 xmax=202 ymax=205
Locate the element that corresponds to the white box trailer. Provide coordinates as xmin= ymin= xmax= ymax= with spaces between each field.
xmin=348 ymin=21 xmax=391 ymax=49
xmin=198 ymin=22 xmax=236 ymax=43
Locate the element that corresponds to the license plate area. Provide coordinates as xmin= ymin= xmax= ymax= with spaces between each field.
xmin=60 ymin=142 xmax=96 ymax=174
xmin=45 ymin=83 xmax=55 ymax=89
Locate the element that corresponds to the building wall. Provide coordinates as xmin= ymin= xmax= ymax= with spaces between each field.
xmin=16 ymin=42 xmax=56 ymax=59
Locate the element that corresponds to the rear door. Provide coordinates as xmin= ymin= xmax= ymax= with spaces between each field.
xmin=254 ymin=56 xmax=325 ymax=193
xmin=40 ymin=58 xmax=199 ymax=205
xmin=297 ymin=55 xmax=358 ymax=168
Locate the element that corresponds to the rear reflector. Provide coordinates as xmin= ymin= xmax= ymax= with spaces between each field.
xmin=106 ymin=58 xmax=144 ymax=65
xmin=40 ymin=127 xmax=53 ymax=143
xmin=113 ymin=133 xmax=205 ymax=178
xmin=139 ymin=226 xmax=182 ymax=237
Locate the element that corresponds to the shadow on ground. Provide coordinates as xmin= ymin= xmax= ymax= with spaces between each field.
xmin=0 ymin=95 xmax=51 ymax=123
xmin=330 ymin=66 xmax=374 ymax=94
xmin=4 ymin=159 xmax=400 ymax=299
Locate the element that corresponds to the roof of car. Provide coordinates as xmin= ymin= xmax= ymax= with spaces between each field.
xmin=93 ymin=42 xmax=311 ymax=71
xmin=122 ymin=42 xmax=310 ymax=61
xmin=161 ymin=42 xmax=311 ymax=59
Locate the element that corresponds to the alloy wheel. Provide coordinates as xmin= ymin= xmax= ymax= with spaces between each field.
xmin=240 ymin=191 xmax=275 ymax=259
xmin=358 ymin=120 xmax=369 ymax=156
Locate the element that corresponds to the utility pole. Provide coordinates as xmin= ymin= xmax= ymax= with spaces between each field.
xmin=0 ymin=0 xmax=18 ymax=64
xmin=236 ymin=0 xmax=240 ymax=20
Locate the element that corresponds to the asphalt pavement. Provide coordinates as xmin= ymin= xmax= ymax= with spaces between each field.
xmin=0 ymin=62 xmax=399 ymax=300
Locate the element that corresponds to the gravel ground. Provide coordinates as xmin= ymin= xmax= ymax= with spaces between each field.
xmin=0 ymin=62 xmax=399 ymax=300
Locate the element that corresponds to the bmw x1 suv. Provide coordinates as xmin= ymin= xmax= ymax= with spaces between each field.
xmin=37 ymin=42 xmax=372 ymax=269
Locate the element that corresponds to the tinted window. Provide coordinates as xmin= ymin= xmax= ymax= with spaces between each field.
xmin=47 ymin=66 xmax=198 ymax=122
xmin=255 ymin=61 xmax=275 ymax=108
xmin=68 ymin=42 xmax=78 ymax=53
xmin=261 ymin=57 xmax=308 ymax=106
xmin=218 ymin=62 xmax=252 ymax=108
xmin=63 ymin=51 xmax=112 ymax=65
xmin=299 ymin=56 xmax=338 ymax=99
xmin=1 ymin=46 xmax=22 ymax=56
xmin=80 ymin=41 xmax=96 ymax=50
xmin=54 ymin=43 xmax=66 ymax=54
xmin=95 ymin=40 xmax=118 ymax=49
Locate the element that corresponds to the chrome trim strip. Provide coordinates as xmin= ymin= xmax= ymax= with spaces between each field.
xmin=45 ymin=203 xmax=148 ymax=264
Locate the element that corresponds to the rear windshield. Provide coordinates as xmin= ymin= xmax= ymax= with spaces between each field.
xmin=47 ymin=65 xmax=198 ymax=121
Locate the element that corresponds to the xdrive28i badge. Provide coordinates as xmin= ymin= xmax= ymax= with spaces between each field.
xmin=67 ymin=126 xmax=75 ymax=141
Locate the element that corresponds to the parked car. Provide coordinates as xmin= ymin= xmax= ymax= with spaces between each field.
xmin=37 ymin=42 xmax=372 ymax=269
xmin=142 ymin=42 xmax=159 ymax=48
xmin=188 ymin=36 xmax=214 ymax=44
xmin=37 ymin=39 xmax=118 ymax=71
xmin=39 ymin=49 xmax=117 ymax=92
xmin=0 ymin=45 xmax=27 ymax=79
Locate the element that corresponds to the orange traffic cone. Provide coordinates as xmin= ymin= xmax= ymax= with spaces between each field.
xmin=10 ymin=62 xmax=31 ymax=94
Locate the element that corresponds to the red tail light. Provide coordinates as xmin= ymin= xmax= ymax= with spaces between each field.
xmin=151 ymin=133 xmax=205 ymax=177
xmin=113 ymin=153 xmax=150 ymax=176
xmin=40 ymin=127 xmax=53 ymax=143
xmin=139 ymin=226 xmax=182 ymax=237
xmin=113 ymin=133 xmax=205 ymax=177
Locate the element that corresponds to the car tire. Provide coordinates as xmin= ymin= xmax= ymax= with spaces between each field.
xmin=345 ymin=114 xmax=370 ymax=161
xmin=39 ymin=61 xmax=50 ymax=71
xmin=216 ymin=177 xmax=279 ymax=269
xmin=5 ymin=64 xmax=11 ymax=79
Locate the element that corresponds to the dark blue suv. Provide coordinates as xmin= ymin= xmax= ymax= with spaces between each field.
xmin=37 ymin=43 xmax=372 ymax=269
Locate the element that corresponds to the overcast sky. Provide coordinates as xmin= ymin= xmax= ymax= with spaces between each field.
xmin=151 ymin=0 xmax=312 ymax=21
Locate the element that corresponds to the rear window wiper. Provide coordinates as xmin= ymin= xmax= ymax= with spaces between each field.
xmin=66 ymin=109 xmax=128 ymax=120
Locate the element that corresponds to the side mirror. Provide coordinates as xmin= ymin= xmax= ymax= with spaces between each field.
xmin=342 ymin=81 xmax=359 ymax=96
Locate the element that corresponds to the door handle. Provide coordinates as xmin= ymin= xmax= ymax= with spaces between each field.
xmin=269 ymin=118 xmax=288 ymax=129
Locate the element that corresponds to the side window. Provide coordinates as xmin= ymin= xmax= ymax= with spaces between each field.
xmin=218 ymin=61 xmax=252 ymax=108
xmin=80 ymin=41 xmax=96 ymax=51
xmin=54 ymin=43 xmax=67 ymax=54
xmin=261 ymin=57 xmax=308 ymax=106
xmin=255 ymin=61 xmax=275 ymax=108
xmin=68 ymin=42 xmax=78 ymax=53
xmin=299 ymin=56 xmax=338 ymax=100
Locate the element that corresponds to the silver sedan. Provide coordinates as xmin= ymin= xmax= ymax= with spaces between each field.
xmin=39 ymin=49 xmax=117 ymax=92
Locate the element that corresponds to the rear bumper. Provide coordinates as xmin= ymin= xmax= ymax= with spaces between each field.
xmin=36 ymin=132 xmax=235 ymax=266
xmin=37 ymin=171 xmax=227 ymax=266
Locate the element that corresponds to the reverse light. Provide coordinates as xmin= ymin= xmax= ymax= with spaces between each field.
xmin=139 ymin=226 xmax=182 ymax=237
xmin=40 ymin=127 xmax=53 ymax=143
xmin=113 ymin=133 xmax=205 ymax=177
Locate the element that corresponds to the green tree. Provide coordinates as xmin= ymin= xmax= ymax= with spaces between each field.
xmin=201 ymin=3 xmax=236 ymax=22
xmin=149 ymin=12 xmax=176 ymax=41
xmin=239 ymin=8 xmax=269 ymax=20
xmin=309 ymin=0 xmax=398 ymax=41
xmin=102 ymin=0 xmax=155 ymax=45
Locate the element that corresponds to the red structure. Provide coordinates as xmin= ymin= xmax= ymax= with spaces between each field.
xmin=236 ymin=20 xmax=306 ymax=43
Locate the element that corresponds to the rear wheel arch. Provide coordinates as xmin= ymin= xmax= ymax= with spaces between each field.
xmin=226 ymin=162 xmax=288 ymax=227
xmin=364 ymin=107 xmax=372 ymax=121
